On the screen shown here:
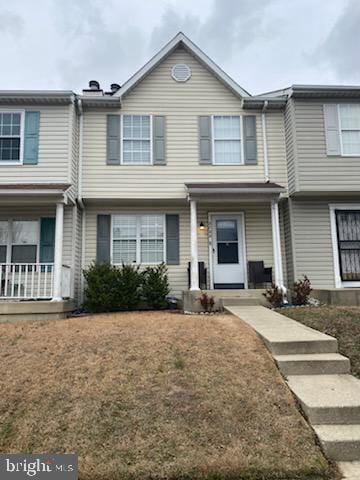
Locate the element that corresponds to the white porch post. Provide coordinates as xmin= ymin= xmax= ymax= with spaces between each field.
xmin=52 ymin=202 xmax=64 ymax=301
xmin=190 ymin=199 xmax=200 ymax=290
xmin=271 ymin=199 xmax=286 ymax=296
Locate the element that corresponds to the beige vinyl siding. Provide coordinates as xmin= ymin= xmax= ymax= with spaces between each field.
xmin=284 ymin=99 xmax=297 ymax=194
xmin=84 ymin=202 xmax=278 ymax=295
xmin=0 ymin=105 xmax=71 ymax=184
xmin=82 ymin=47 xmax=287 ymax=199
xmin=291 ymin=200 xmax=335 ymax=288
xmin=293 ymin=99 xmax=360 ymax=192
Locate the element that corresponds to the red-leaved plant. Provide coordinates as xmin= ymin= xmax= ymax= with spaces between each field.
xmin=198 ymin=292 xmax=216 ymax=312
xmin=292 ymin=275 xmax=312 ymax=306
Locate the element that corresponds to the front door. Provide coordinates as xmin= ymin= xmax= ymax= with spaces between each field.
xmin=212 ymin=215 xmax=245 ymax=289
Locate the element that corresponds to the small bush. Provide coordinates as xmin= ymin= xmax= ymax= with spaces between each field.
xmin=263 ymin=283 xmax=284 ymax=308
xmin=117 ymin=264 xmax=143 ymax=310
xmin=198 ymin=291 xmax=216 ymax=312
xmin=292 ymin=275 xmax=312 ymax=306
xmin=142 ymin=263 xmax=170 ymax=309
xmin=83 ymin=262 xmax=142 ymax=312
xmin=83 ymin=262 xmax=120 ymax=312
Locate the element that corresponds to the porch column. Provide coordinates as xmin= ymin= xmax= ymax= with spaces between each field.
xmin=271 ymin=199 xmax=286 ymax=295
xmin=190 ymin=199 xmax=200 ymax=290
xmin=52 ymin=202 xmax=64 ymax=301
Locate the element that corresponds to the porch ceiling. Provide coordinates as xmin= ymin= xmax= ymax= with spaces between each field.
xmin=185 ymin=182 xmax=286 ymax=202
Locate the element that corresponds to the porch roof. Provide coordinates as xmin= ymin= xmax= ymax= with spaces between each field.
xmin=0 ymin=183 xmax=71 ymax=205
xmin=185 ymin=182 xmax=285 ymax=195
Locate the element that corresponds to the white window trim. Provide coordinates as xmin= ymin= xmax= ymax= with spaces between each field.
xmin=211 ymin=115 xmax=244 ymax=166
xmin=329 ymin=204 xmax=360 ymax=288
xmin=120 ymin=114 xmax=153 ymax=166
xmin=0 ymin=219 xmax=40 ymax=264
xmin=110 ymin=213 xmax=166 ymax=265
xmin=0 ymin=109 xmax=25 ymax=165
xmin=337 ymin=104 xmax=360 ymax=157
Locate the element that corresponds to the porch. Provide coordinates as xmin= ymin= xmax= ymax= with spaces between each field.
xmin=0 ymin=183 xmax=77 ymax=309
xmin=184 ymin=182 xmax=287 ymax=306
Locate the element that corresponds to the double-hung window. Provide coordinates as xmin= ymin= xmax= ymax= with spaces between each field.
xmin=122 ymin=115 xmax=151 ymax=164
xmin=112 ymin=214 xmax=165 ymax=264
xmin=0 ymin=220 xmax=39 ymax=264
xmin=339 ymin=104 xmax=360 ymax=155
xmin=0 ymin=112 xmax=23 ymax=163
xmin=213 ymin=116 xmax=242 ymax=165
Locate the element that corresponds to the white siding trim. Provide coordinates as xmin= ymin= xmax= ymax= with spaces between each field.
xmin=329 ymin=203 xmax=360 ymax=288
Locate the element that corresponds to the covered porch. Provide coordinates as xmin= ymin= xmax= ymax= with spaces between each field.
xmin=0 ymin=184 xmax=75 ymax=307
xmin=184 ymin=182 xmax=287 ymax=308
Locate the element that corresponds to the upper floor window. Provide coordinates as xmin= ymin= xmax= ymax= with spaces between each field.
xmin=0 ymin=112 xmax=23 ymax=163
xmin=339 ymin=105 xmax=360 ymax=155
xmin=122 ymin=115 xmax=151 ymax=165
xmin=112 ymin=214 xmax=165 ymax=264
xmin=213 ymin=116 xmax=242 ymax=165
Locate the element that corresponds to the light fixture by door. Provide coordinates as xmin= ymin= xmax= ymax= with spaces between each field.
xmin=199 ymin=221 xmax=206 ymax=230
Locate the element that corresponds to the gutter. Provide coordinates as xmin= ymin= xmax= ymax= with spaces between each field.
xmin=262 ymin=100 xmax=269 ymax=182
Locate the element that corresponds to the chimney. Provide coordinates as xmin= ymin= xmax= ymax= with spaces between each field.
xmin=82 ymin=80 xmax=103 ymax=96
xmin=110 ymin=83 xmax=121 ymax=94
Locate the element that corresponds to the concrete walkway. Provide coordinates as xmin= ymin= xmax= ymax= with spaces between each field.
xmin=226 ymin=306 xmax=360 ymax=480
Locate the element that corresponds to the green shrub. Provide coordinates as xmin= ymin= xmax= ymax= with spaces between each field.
xmin=142 ymin=263 xmax=170 ymax=309
xmin=117 ymin=264 xmax=143 ymax=310
xmin=83 ymin=262 xmax=120 ymax=312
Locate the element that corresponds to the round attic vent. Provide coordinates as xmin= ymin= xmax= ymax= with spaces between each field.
xmin=171 ymin=64 xmax=191 ymax=82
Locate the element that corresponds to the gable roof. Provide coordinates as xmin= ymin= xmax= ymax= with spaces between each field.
xmin=116 ymin=32 xmax=251 ymax=99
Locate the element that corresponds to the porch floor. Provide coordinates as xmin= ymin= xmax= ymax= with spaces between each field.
xmin=0 ymin=300 xmax=76 ymax=323
xmin=183 ymin=289 xmax=268 ymax=312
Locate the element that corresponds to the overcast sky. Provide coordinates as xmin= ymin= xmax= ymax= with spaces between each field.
xmin=1 ymin=0 xmax=359 ymax=95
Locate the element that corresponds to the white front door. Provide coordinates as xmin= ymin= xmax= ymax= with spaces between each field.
xmin=211 ymin=215 xmax=246 ymax=289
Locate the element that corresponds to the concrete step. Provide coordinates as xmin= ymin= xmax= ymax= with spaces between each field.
xmin=225 ymin=306 xmax=339 ymax=355
xmin=313 ymin=425 xmax=360 ymax=461
xmin=269 ymin=339 xmax=338 ymax=355
xmin=338 ymin=461 xmax=360 ymax=480
xmin=275 ymin=353 xmax=351 ymax=376
xmin=288 ymin=375 xmax=360 ymax=425
xmin=222 ymin=297 xmax=267 ymax=307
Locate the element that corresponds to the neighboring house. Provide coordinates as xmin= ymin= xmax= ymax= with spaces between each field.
xmin=0 ymin=32 xmax=359 ymax=315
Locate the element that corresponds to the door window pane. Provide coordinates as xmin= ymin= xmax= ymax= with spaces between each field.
xmin=216 ymin=220 xmax=238 ymax=241
xmin=336 ymin=210 xmax=360 ymax=280
xmin=217 ymin=243 xmax=239 ymax=264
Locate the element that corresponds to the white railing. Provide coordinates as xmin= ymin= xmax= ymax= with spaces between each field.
xmin=0 ymin=263 xmax=54 ymax=299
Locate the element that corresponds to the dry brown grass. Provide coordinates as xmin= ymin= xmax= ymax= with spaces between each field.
xmin=278 ymin=306 xmax=360 ymax=379
xmin=0 ymin=312 xmax=334 ymax=479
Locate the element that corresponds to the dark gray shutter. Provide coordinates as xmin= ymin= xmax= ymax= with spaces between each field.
xmin=153 ymin=116 xmax=166 ymax=165
xmin=324 ymin=104 xmax=341 ymax=155
xmin=199 ymin=116 xmax=212 ymax=164
xmin=97 ymin=215 xmax=111 ymax=263
xmin=243 ymin=115 xmax=257 ymax=165
xmin=166 ymin=214 xmax=179 ymax=265
xmin=106 ymin=115 xmax=120 ymax=164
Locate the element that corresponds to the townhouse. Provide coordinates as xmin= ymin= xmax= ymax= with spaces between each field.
xmin=0 ymin=32 xmax=359 ymax=317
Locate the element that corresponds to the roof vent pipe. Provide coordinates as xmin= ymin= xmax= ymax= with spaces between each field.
xmin=89 ymin=80 xmax=100 ymax=90
xmin=110 ymin=83 xmax=121 ymax=93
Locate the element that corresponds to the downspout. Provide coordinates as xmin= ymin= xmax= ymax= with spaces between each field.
xmin=76 ymin=97 xmax=85 ymax=304
xmin=262 ymin=100 xmax=269 ymax=182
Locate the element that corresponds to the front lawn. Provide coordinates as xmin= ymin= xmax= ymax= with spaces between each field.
xmin=0 ymin=312 xmax=334 ymax=479
xmin=278 ymin=306 xmax=360 ymax=379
